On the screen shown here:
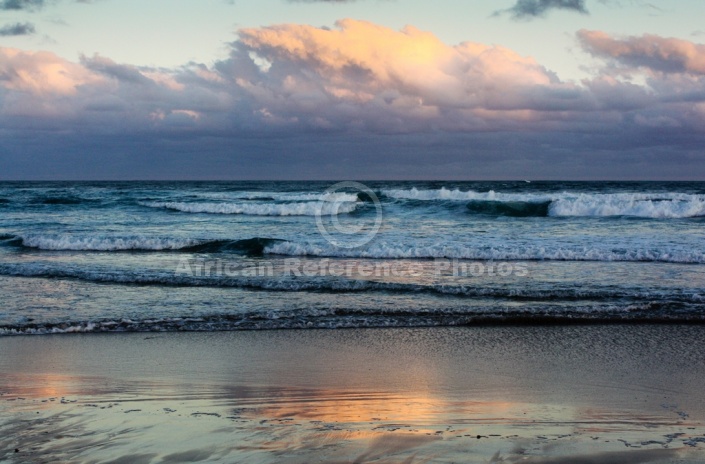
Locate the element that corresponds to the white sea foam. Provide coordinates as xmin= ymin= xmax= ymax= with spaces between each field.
xmin=141 ymin=201 xmax=358 ymax=216
xmin=197 ymin=192 xmax=360 ymax=202
xmin=264 ymin=241 xmax=705 ymax=263
xmin=382 ymin=187 xmax=552 ymax=202
xmin=382 ymin=188 xmax=705 ymax=218
xmin=3 ymin=262 xmax=703 ymax=303
xmin=550 ymin=194 xmax=705 ymax=218
xmin=0 ymin=304 xmax=675 ymax=335
xmin=20 ymin=234 xmax=201 ymax=251
xmin=9 ymin=232 xmax=705 ymax=263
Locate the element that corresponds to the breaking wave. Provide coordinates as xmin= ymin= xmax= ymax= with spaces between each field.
xmin=550 ymin=194 xmax=705 ymax=218
xmin=3 ymin=232 xmax=703 ymax=263
xmin=466 ymin=200 xmax=551 ymax=217
xmin=0 ymin=234 xmax=284 ymax=255
xmin=140 ymin=201 xmax=358 ymax=216
xmin=383 ymin=188 xmax=705 ymax=218
xmin=227 ymin=192 xmax=359 ymax=202
xmin=263 ymin=241 xmax=705 ymax=264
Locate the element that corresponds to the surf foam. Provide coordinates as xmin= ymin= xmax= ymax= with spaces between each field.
xmin=140 ymin=201 xmax=358 ymax=216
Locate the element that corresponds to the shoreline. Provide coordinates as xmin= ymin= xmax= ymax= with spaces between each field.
xmin=2 ymin=325 xmax=705 ymax=462
xmin=5 ymin=318 xmax=705 ymax=337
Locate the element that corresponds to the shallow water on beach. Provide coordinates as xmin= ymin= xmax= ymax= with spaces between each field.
xmin=2 ymin=326 xmax=705 ymax=463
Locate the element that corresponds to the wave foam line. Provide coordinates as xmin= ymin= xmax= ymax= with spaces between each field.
xmin=15 ymin=234 xmax=202 ymax=251
xmin=264 ymin=241 xmax=705 ymax=264
xmin=382 ymin=187 xmax=552 ymax=202
xmin=6 ymin=233 xmax=704 ymax=264
xmin=3 ymin=304 xmax=705 ymax=335
xmin=140 ymin=201 xmax=358 ymax=216
xmin=551 ymin=195 xmax=705 ymax=218
xmin=1 ymin=263 xmax=703 ymax=303
xmin=2 ymin=234 xmax=283 ymax=254
xmin=209 ymin=192 xmax=360 ymax=202
xmin=383 ymin=188 xmax=705 ymax=218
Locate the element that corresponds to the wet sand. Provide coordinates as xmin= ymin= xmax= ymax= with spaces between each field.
xmin=1 ymin=325 xmax=705 ymax=463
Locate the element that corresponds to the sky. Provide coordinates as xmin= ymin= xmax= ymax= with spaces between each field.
xmin=1 ymin=0 xmax=705 ymax=180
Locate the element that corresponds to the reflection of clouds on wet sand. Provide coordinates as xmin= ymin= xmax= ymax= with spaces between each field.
xmin=2 ymin=375 xmax=704 ymax=463
xmin=3 ymin=326 xmax=705 ymax=462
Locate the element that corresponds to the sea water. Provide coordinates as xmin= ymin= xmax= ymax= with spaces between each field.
xmin=0 ymin=181 xmax=704 ymax=334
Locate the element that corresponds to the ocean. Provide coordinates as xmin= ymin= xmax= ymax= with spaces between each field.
xmin=1 ymin=180 xmax=704 ymax=334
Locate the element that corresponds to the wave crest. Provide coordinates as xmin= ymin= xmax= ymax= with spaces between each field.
xmin=140 ymin=201 xmax=358 ymax=216
xmin=202 ymin=191 xmax=360 ymax=202
xmin=551 ymin=194 xmax=705 ymax=218
xmin=383 ymin=188 xmax=705 ymax=218
xmin=467 ymin=200 xmax=550 ymax=217
xmin=264 ymin=241 xmax=705 ymax=264
xmin=3 ymin=234 xmax=284 ymax=255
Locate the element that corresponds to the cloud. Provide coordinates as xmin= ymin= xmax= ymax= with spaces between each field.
xmin=232 ymin=19 xmax=594 ymax=132
xmin=0 ymin=22 xmax=35 ymax=36
xmin=0 ymin=0 xmax=47 ymax=11
xmin=3 ymin=20 xmax=701 ymax=135
xmin=0 ymin=0 xmax=94 ymax=12
xmin=495 ymin=0 xmax=588 ymax=19
xmin=575 ymin=30 xmax=705 ymax=134
xmin=1 ymin=20 xmax=705 ymax=179
xmin=5 ymin=20 xmax=703 ymax=136
xmin=578 ymin=30 xmax=705 ymax=75
xmin=0 ymin=47 xmax=104 ymax=96
xmin=80 ymin=53 xmax=156 ymax=85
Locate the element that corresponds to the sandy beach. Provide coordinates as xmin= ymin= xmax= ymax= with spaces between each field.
xmin=1 ymin=325 xmax=705 ymax=463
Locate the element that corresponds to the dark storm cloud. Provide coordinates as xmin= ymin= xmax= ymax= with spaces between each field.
xmin=2 ymin=129 xmax=703 ymax=181
xmin=0 ymin=22 xmax=35 ymax=35
xmin=0 ymin=0 xmax=46 ymax=11
xmin=495 ymin=0 xmax=589 ymax=19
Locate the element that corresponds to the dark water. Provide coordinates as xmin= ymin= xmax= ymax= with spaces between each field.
xmin=0 ymin=181 xmax=704 ymax=334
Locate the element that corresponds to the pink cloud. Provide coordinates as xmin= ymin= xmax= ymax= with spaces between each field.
xmin=1 ymin=21 xmax=704 ymax=137
xmin=0 ymin=47 xmax=104 ymax=96
xmin=233 ymin=19 xmax=590 ymax=131
xmin=237 ymin=19 xmax=559 ymax=106
xmin=578 ymin=30 xmax=705 ymax=75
